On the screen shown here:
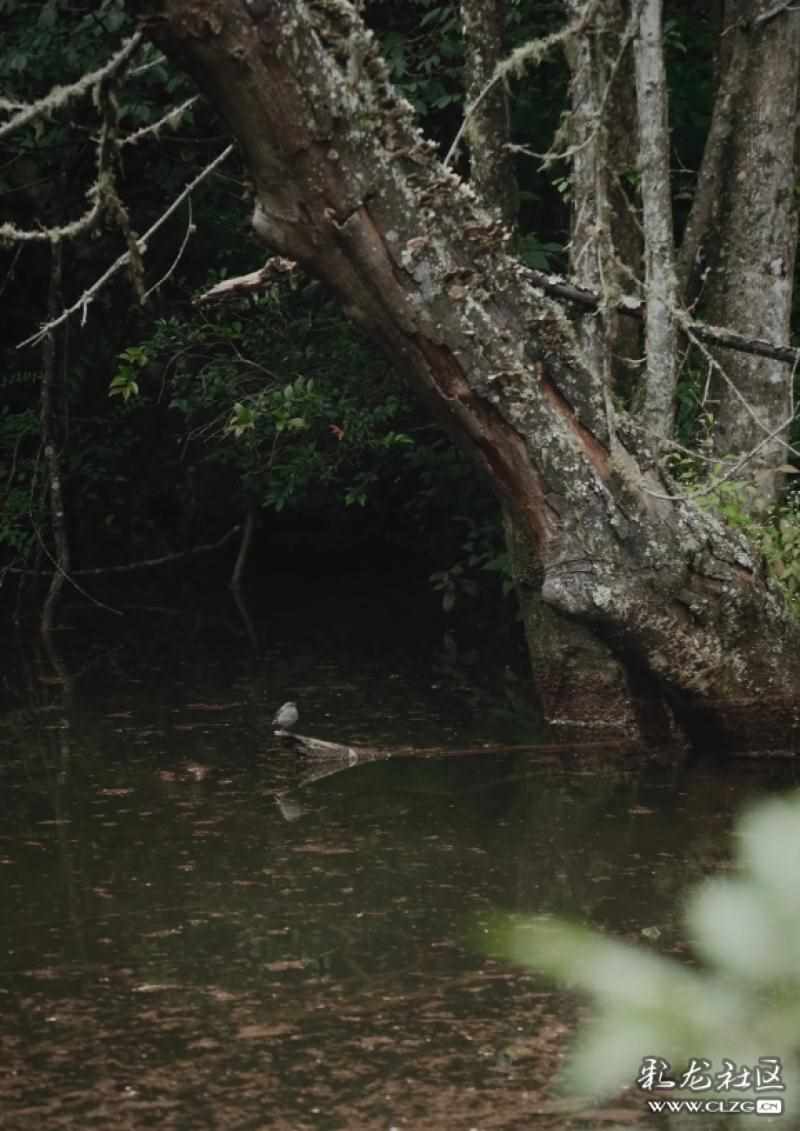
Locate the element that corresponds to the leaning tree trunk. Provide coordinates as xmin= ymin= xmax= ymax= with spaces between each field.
xmin=632 ymin=0 xmax=679 ymax=446
xmin=133 ymin=0 xmax=800 ymax=750
xmin=689 ymin=0 xmax=800 ymax=508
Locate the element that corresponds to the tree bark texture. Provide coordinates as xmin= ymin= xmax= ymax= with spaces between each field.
xmin=459 ymin=0 xmax=518 ymax=227
xmin=633 ymin=0 xmax=679 ymax=445
xmin=565 ymin=0 xmax=642 ymax=402
xmin=132 ymin=0 xmax=800 ymax=749
xmin=698 ymin=0 xmax=800 ymax=503
xmin=677 ymin=5 xmax=746 ymax=295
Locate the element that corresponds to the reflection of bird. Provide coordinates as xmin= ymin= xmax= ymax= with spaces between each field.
xmin=272 ymin=701 xmax=299 ymax=732
xmin=275 ymin=792 xmax=304 ymax=822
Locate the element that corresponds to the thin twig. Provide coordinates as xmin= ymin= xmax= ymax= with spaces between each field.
xmin=142 ymin=197 xmax=194 ymax=301
xmin=754 ymin=0 xmax=797 ymax=26
xmin=129 ymin=52 xmax=167 ymax=77
xmin=0 ymin=244 xmax=23 ymax=297
xmin=117 ymin=95 xmax=200 ymax=148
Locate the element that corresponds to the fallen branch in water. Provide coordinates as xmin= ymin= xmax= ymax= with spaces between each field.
xmin=277 ymin=731 xmax=641 ymax=763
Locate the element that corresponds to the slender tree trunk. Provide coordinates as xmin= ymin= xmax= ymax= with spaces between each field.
xmin=40 ymin=240 xmax=69 ymax=637
xmin=230 ymin=502 xmax=255 ymax=589
xmin=565 ymin=0 xmax=642 ymax=403
xmin=132 ymin=0 xmax=800 ymax=749
xmin=459 ymin=0 xmax=518 ymax=228
xmin=633 ymin=0 xmax=679 ymax=445
xmin=676 ymin=5 xmax=746 ymax=295
xmin=695 ymin=0 xmax=800 ymax=507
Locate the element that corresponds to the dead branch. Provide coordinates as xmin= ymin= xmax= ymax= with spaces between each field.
xmin=117 ymin=94 xmax=200 ymax=148
xmin=194 ymin=256 xmax=297 ymax=304
xmin=754 ymin=0 xmax=797 ymax=27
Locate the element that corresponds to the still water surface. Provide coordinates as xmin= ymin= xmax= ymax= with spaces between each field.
xmin=2 ymin=575 xmax=798 ymax=1129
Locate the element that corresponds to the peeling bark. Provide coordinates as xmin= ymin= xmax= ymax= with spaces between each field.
xmin=130 ymin=0 xmax=800 ymax=749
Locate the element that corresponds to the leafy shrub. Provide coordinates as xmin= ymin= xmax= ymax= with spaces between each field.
xmin=667 ymin=445 xmax=800 ymax=616
xmin=488 ymin=791 xmax=800 ymax=1125
xmin=106 ymin=276 xmax=503 ymax=568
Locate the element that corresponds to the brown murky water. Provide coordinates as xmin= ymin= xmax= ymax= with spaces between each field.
xmin=2 ymin=577 xmax=798 ymax=1129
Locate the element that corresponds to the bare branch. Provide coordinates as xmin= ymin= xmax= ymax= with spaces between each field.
xmin=459 ymin=0 xmax=518 ymax=225
xmin=195 ymin=256 xmax=298 ymax=304
xmin=129 ymin=51 xmax=167 ymax=77
xmin=0 ymin=197 xmax=104 ymax=246
xmin=544 ymin=0 xmax=639 ymax=171
xmin=0 ymin=34 xmax=145 ymax=248
xmin=74 ymin=524 xmax=240 ymax=574
xmin=117 ymin=94 xmax=200 ymax=148
xmin=754 ymin=0 xmax=797 ymax=26
xmin=526 ymin=267 xmax=800 ymax=366
xmin=142 ymin=197 xmax=195 ymax=301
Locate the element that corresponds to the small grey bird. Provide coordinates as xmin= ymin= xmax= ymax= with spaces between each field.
xmin=272 ymin=701 xmax=299 ymax=732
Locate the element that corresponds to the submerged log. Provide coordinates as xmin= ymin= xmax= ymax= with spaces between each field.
xmin=277 ymin=730 xmax=647 ymax=763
